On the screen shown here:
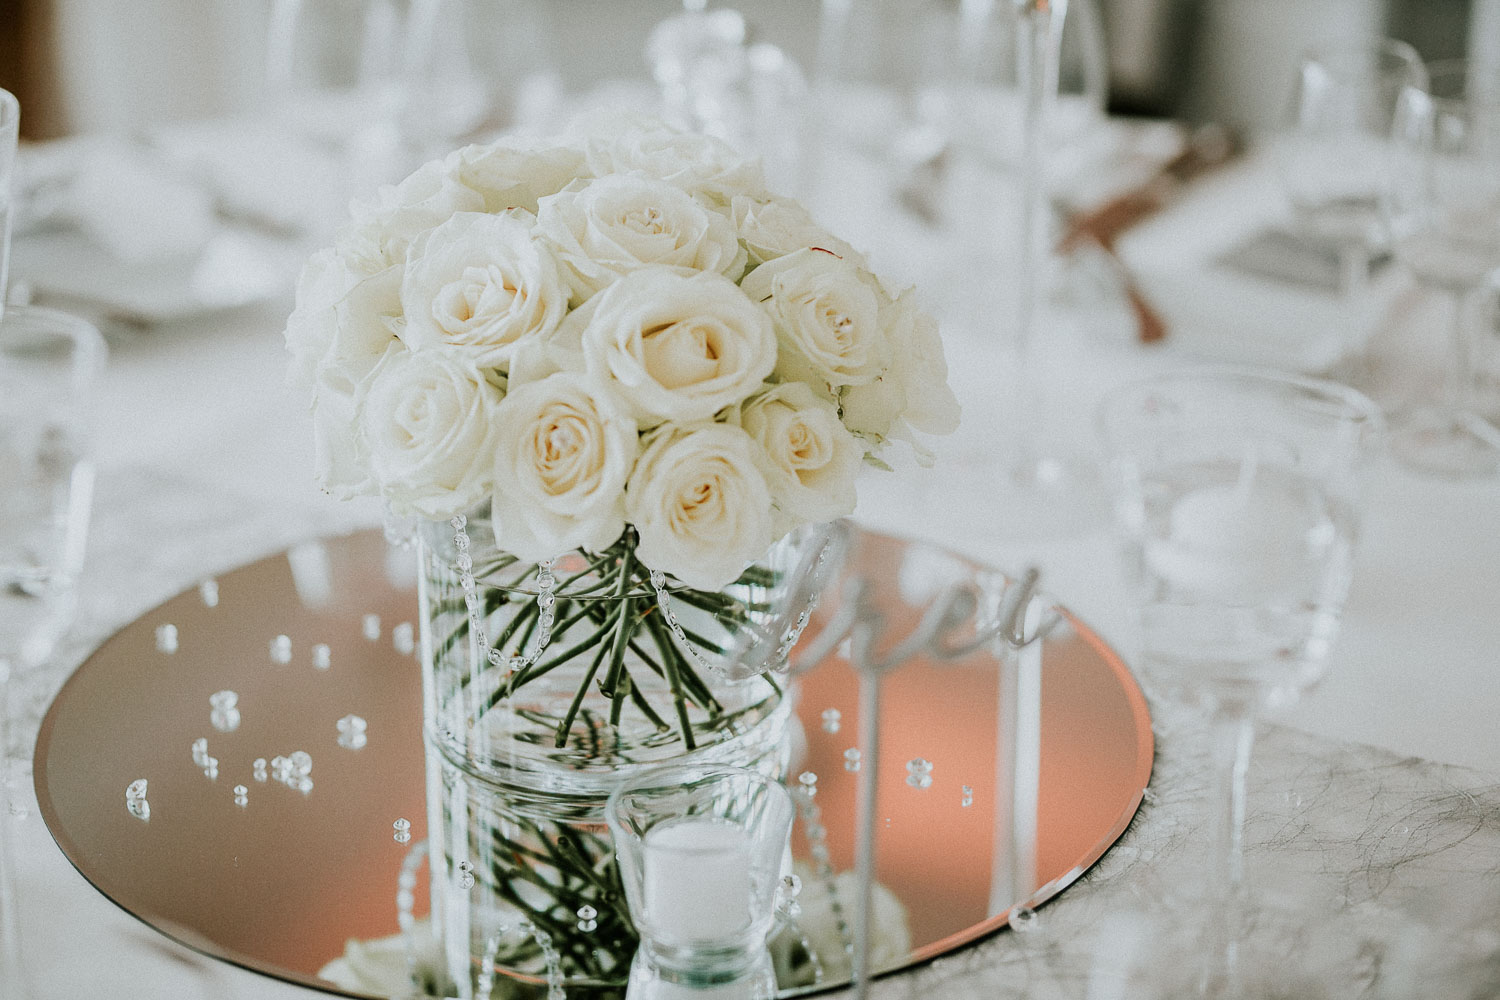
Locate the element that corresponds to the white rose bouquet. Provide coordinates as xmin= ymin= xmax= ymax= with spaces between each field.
xmin=285 ymin=120 xmax=958 ymax=748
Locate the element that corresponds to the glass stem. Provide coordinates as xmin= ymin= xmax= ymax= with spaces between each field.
xmin=1337 ymin=243 xmax=1367 ymax=364
xmin=1200 ymin=704 xmax=1255 ymax=994
xmin=1208 ymin=705 xmax=1255 ymax=899
xmin=1445 ymin=287 xmax=1475 ymax=411
xmin=1011 ymin=0 xmax=1065 ymax=474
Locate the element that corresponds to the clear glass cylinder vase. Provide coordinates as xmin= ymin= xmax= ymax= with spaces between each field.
xmin=416 ymin=514 xmax=802 ymax=995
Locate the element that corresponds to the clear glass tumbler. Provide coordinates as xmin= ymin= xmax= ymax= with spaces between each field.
xmin=0 ymin=304 xmax=106 ymax=1000
xmin=606 ymin=764 xmax=794 ymax=1000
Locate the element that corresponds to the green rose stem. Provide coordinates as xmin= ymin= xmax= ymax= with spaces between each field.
xmin=643 ymin=611 xmax=698 ymax=750
xmin=552 ymin=638 xmax=612 ymax=748
xmin=598 ymin=542 xmax=636 ymax=702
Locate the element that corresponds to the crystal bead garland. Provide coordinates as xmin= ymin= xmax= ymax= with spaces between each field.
xmin=449 ymin=514 xmax=556 ymax=672
xmin=648 ymin=536 xmax=831 ymax=675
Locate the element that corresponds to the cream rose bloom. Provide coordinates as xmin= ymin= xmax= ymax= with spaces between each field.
xmin=740 ymin=248 xmax=893 ymax=388
xmin=537 ymin=174 xmax=746 ymax=302
xmin=584 ymin=122 xmax=766 ymax=204
xmin=491 ymin=372 xmax=638 ymax=561
xmin=359 ymin=346 xmax=501 ymax=518
xmin=310 ymin=365 xmax=373 ymax=500
xmin=569 ymin=268 xmax=776 ymax=425
xmin=736 ymin=382 xmax=859 ymax=528
xmin=731 ymin=195 xmax=860 ymax=269
xmin=336 ymin=159 xmax=485 ymax=274
xmin=841 ymin=289 xmax=961 ymax=444
xmin=290 ymin=255 xmax=402 ymax=498
xmin=399 ymin=211 xmax=568 ymax=370
xmin=447 ymin=141 xmax=586 ymax=214
xmin=626 ymin=422 xmax=774 ymax=590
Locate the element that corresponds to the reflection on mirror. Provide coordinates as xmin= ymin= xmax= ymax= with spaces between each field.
xmin=34 ymin=529 xmax=1150 ymax=999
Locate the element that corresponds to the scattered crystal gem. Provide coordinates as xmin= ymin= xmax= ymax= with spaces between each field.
xmin=820 ymin=708 xmax=841 ymax=734
xmin=457 ymin=860 xmax=475 ymax=890
xmin=209 ymin=690 xmax=238 ymax=711
xmin=961 ymin=784 xmax=974 ymax=807
xmin=203 ymin=757 xmax=219 ymax=779
xmin=336 ymin=714 xmax=368 ymax=750
xmin=191 ymin=738 xmax=209 ymax=766
xmin=233 ymin=784 xmax=248 ymax=805
xmin=393 ymin=817 xmax=411 ymax=844
xmin=270 ymin=755 xmax=292 ymax=782
xmin=843 ymin=748 xmax=861 ymax=771
xmin=781 ymin=873 xmax=802 ymax=897
xmin=312 ymin=643 xmax=332 ymax=670
xmin=297 ymin=777 xmax=313 ymax=795
xmin=905 ymin=758 xmax=934 ymax=789
xmin=362 ymin=614 xmax=381 ymax=641
xmin=797 ymin=771 xmax=818 ymax=798
xmin=1008 ymin=906 xmax=1039 ymax=933
xmin=126 ymin=779 xmax=148 ymax=803
xmin=392 ymin=622 xmax=415 ymax=655
xmin=199 ymin=579 xmax=219 ymax=607
xmin=270 ymin=634 xmax=292 ymax=665
xmin=155 ymin=624 xmax=179 ymax=654
xmin=289 ymin=751 xmax=312 ymax=776
xmin=252 ymin=758 xmax=268 ymax=781
xmin=128 ymin=799 xmax=150 ymax=821
xmin=210 ymin=707 xmax=240 ymax=733
xmin=576 ymin=905 xmax=597 ymax=932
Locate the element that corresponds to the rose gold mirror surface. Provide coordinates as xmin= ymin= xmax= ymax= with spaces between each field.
xmin=35 ymin=530 xmax=1152 ymax=998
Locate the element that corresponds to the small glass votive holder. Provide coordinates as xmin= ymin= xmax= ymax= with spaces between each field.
xmin=606 ymin=764 xmax=794 ymax=999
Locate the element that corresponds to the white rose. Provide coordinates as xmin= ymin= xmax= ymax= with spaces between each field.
xmin=735 ymin=382 xmax=859 ymax=528
xmin=537 ymin=174 xmax=746 ymax=302
xmin=840 ymin=291 xmax=960 ymax=443
xmin=286 ymin=252 xmax=403 ymax=388
xmin=731 ymin=195 xmax=861 ymax=269
xmin=740 ymin=248 xmax=893 ymax=388
xmin=359 ymin=345 xmax=502 ymax=518
xmin=336 ymin=158 xmax=485 ymax=274
xmin=584 ymin=121 xmax=767 ymax=204
xmin=626 ymin=422 xmax=775 ymax=590
xmin=491 ymin=372 xmax=639 ymax=561
xmin=447 ymin=140 xmax=586 ymax=214
xmin=572 ymin=268 xmax=776 ymax=426
xmin=310 ymin=364 xmax=374 ymax=500
xmin=284 ymin=248 xmax=354 ymax=391
xmin=399 ymin=211 xmax=568 ymax=370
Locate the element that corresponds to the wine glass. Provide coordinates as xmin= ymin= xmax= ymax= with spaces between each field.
xmin=1277 ymin=40 xmax=1428 ymax=383
xmin=265 ymin=0 xmax=410 ymax=225
xmin=943 ymin=0 xmax=1110 ymax=537
xmin=1382 ymin=59 xmax=1500 ymax=478
xmin=1097 ymin=368 xmax=1381 ymax=993
xmin=0 ymin=305 xmax=107 ymax=999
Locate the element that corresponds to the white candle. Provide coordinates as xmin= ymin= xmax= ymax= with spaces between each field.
xmin=642 ymin=818 xmax=753 ymax=945
xmin=1147 ymin=472 xmax=1317 ymax=599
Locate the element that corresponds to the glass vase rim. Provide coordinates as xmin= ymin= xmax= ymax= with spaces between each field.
xmin=1093 ymin=364 xmax=1385 ymax=451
